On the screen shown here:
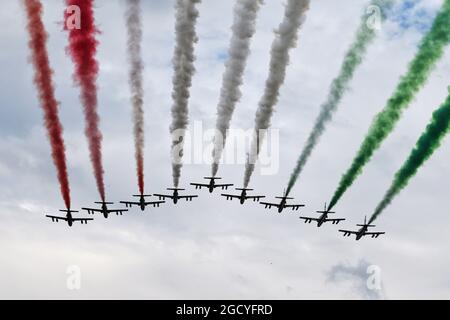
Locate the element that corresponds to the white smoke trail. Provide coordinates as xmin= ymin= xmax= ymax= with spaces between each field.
xmin=243 ymin=0 xmax=310 ymax=187
xmin=125 ymin=0 xmax=145 ymax=194
xmin=211 ymin=0 xmax=263 ymax=177
xmin=170 ymin=0 xmax=202 ymax=187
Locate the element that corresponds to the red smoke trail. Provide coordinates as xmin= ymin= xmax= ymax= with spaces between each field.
xmin=24 ymin=0 xmax=71 ymax=209
xmin=65 ymin=0 xmax=105 ymax=201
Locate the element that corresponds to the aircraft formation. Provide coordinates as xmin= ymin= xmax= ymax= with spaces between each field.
xmin=45 ymin=177 xmax=385 ymax=241
xmin=24 ymin=0 xmax=450 ymax=243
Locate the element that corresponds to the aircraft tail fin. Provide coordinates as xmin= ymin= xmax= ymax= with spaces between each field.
xmin=358 ymin=217 xmax=375 ymax=227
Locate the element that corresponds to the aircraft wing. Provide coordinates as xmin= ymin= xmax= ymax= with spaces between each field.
xmin=120 ymin=201 xmax=140 ymax=206
xmin=82 ymin=207 xmax=103 ymax=214
xmin=144 ymin=201 xmax=165 ymax=207
xmin=190 ymin=183 xmax=209 ymax=189
xmin=299 ymin=216 xmax=320 ymax=223
xmin=221 ymin=193 xmax=240 ymax=200
xmin=364 ymin=231 xmax=385 ymax=238
xmin=178 ymin=195 xmax=199 ymax=201
xmin=71 ymin=217 xmax=94 ymax=223
xmin=214 ymin=184 xmax=233 ymax=190
xmin=222 ymin=193 xmax=240 ymax=200
xmin=338 ymin=229 xmax=359 ymax=236
xmin=244 ymin=195 xmax=265 ymax=201
xmin=120 ymin=201 xmax=141 ymax=206
xmin=324 ymin=218 xmax=345 ymax=224
xmin=284 ymin=204 xmax=305 ymax=211
xmin=107 ymin=209 xmax=128 ymax=215
xmin=154 ymin=194 xmax=174 ymax=200
xmin=46 ymin=215 xmax=68 ymax=222
xmin=260 ymin=202 xmax=281 ymax=209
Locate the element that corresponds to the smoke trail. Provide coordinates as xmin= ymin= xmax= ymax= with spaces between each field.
xmin=170 ymin=0 xmax=201 ymax=187
xmin=370 ymin=89 xmax=450 ymax=223
xmin=211 ymin=0 xmax=263 ymax=177
xmin=286 ymin=0 xmax=392 ymax=196
xmin=23 ymin=0 xmax=71 ymax=209
xmin=329 ymin=0 xmax=450 ymax=210
xmin=65 ymin=0 xmax=105 ymax=201
xmin=243 ymin=0 xmax=310 ymax=188
xmin=125 ymin=0 xmax=145 ymax=195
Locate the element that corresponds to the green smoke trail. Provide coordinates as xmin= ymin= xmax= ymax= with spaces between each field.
xmin=286 ymin=0 xmax=392 ymax=196
xmin=329 ymin=0 xmax=450 ymax=210
xmin=370 ymin=88 xmax=450 ymax=223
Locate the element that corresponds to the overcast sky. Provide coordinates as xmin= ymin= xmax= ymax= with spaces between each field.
xmin=1 ymin=0 xmax=450 ymax=299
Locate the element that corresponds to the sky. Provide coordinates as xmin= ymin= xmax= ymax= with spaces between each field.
xmin=1 ymin=0 xmax=450 ymax=299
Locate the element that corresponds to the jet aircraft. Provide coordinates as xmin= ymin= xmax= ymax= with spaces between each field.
xmin=82 ymin=201 xmax=128 ymax=219
xmin=46 ymin=209 xmax=93 ymax=227
xmin=120 ymin=194 xmax=165 ymax=211
xmin=190 ymin=177 xmax=233 ymax=193
xmin=338 ymin=216 xmax=385 ymax=240
xmin=154 ymin=188 xmax=198 ymax=204
xmin=221 ymin=188 xmax=265 ymax=205
xmin=299 ymin=203 xmax=345 ymax=227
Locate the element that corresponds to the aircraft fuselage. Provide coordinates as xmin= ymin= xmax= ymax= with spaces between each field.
xmin=101 ymin=204 xmax=109 ymax=218
xmin=278 ymin=199 xmax=286 ymax=213
xmin=240 ymin=190 xmax=247 ymax=205
xmin=67 ymin=213 xmax=73 ymax=227
xmin=356 ymin=227 xmax=368 ymax=240
xmin=317 ymin=213 xmax=327 ymax=227
xmin=139 ymin=196 xmax=146 ymax=211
